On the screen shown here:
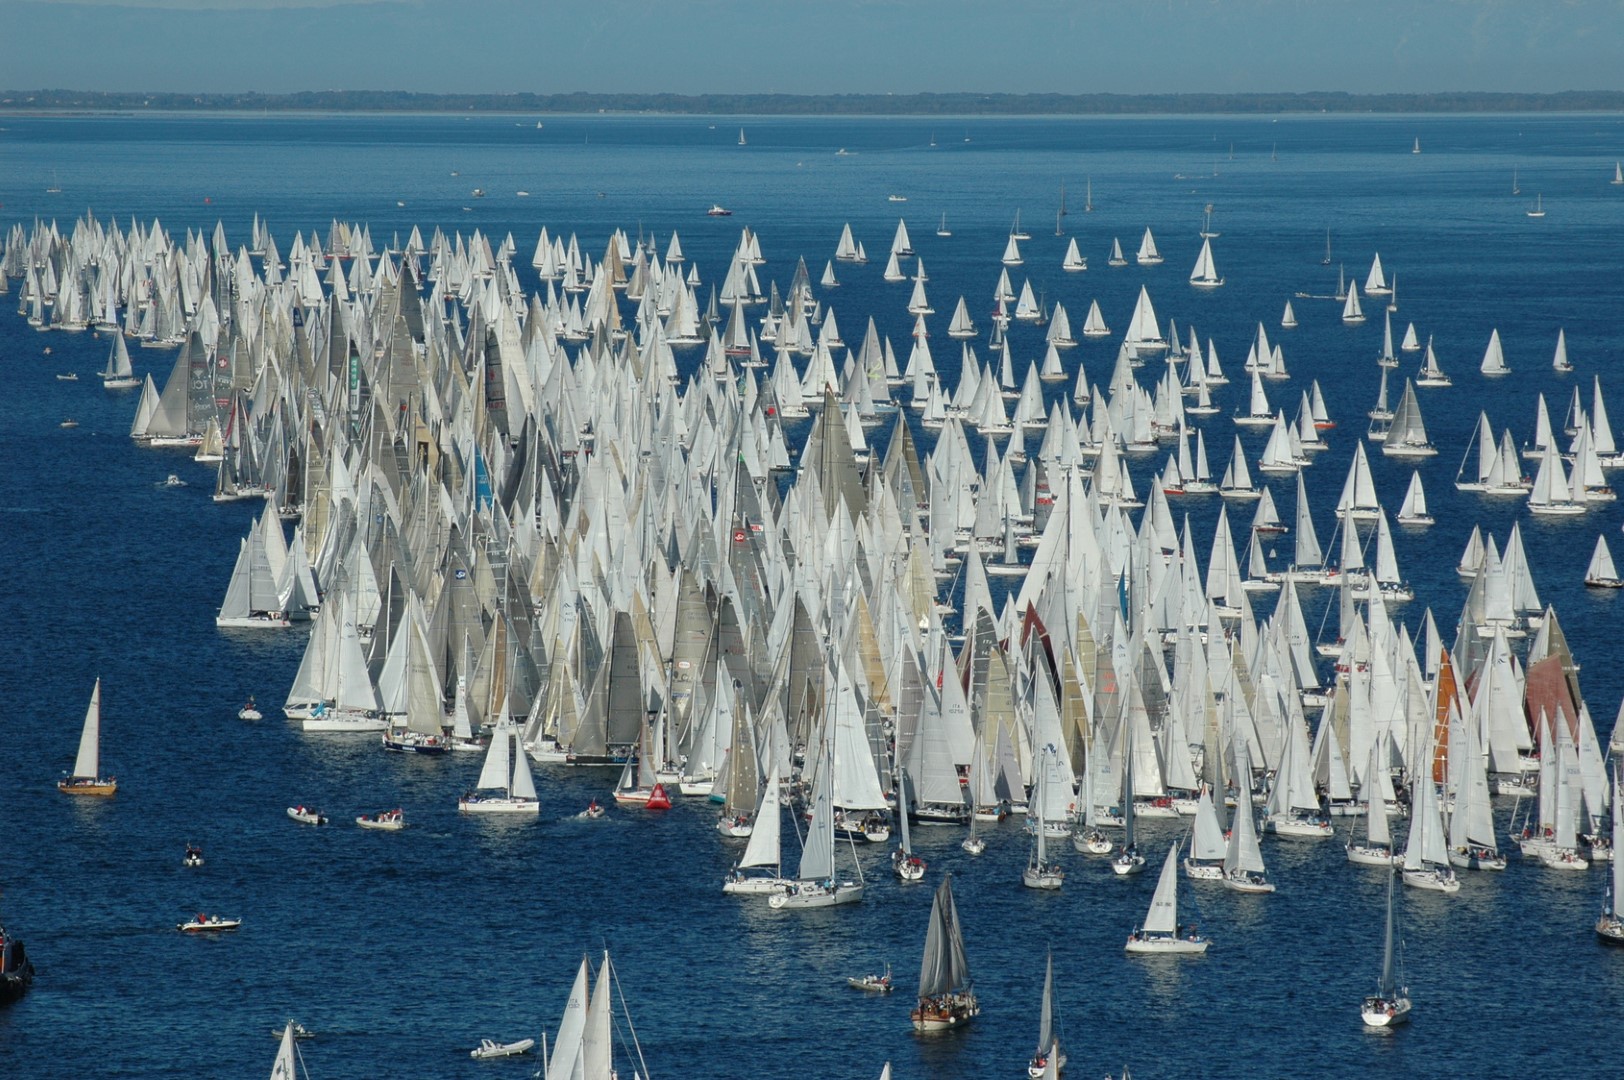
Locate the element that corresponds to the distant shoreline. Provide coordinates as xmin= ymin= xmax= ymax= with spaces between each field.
xmin=4 ymin=90 xmax=1624 ymax=116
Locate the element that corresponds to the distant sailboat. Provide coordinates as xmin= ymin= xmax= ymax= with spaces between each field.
xmin=1513 ymin=167 xmax=1520 ymax=195
xmin=1527 ymin=193 xmax=1546 ymax=218
xmin=1613 ymin=161 xmax=1624 ymax=186
xmin=1084 ymin=177 xmax=1093 ymax=212
xmin=738 ymin=127 xmax=746 ymax=146
xmin=1585 ymin=535 xmax=1622 ymax=589
xmin=1360 ymin=868 xmax=1412 ymax=1027
xmin=1412 ymin=137 xmax=1421 ymax=154
xmin=936 ymin=213 xmax=951 ymax=238
xmin=1322 ymin=228 xmax=1333 ymax=266
xmin=58 ymin=679 xmax=117 ymax=796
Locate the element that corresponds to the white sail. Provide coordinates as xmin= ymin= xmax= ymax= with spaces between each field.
xmin=739 ymin=772 xmax=783 ymax=870
xmin=1136 ymin=227 xmax=1163 ymax=265
xmin=1143 ymin=843 xmax=1183 ymax=934
xmin=1481 ymin=328 xmax=1510 ymax=375
xmin=72 ymin=678 xmax=103 ymax=779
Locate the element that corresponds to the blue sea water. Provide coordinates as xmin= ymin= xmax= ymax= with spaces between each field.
xmin=3 ymin=112 xmax=1624 ymax=1079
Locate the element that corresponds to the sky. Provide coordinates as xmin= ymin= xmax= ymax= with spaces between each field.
xmin=1 ymin=0 xmax=1621 ymax=96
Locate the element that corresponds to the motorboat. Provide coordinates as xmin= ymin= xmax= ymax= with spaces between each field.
xmin=237 ymin=698 xmax=263 ymax=721
xmin=178 ymin=914 xmax=242 ymax=932
xmin=287 ymin=806 xmax=328 ymax=826
xmin=270 ymin=1022 xmax=314 ymax=1040
xmin=847 ymin=965 xmax=894 ymax=992
xmin=356 ymin=809 xmax=406 ymax=831
xmin=183 ymin=845 xmax=205 ymax=868
xmin=581 ymin=801 xmax=606 ymax=820
xmin=162 ymin=474 xmax=187 ymax=488
xmin=470 ymin=1037 xmax=535 ymax=1060
xmin=707 ymin=205 xmax=733 ymax=217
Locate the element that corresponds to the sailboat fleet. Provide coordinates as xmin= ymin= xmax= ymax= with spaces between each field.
xmin=18 ymin=164 xmax=1624 ymax=1074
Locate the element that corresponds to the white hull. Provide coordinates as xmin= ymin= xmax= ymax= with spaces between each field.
xmin=1183 ymin=859 xmax=1225 ymax=880
xmin=1361 ymin=997 xmax=1412 ymax=1028
xmin=1110 ymin=854 xmax=1147 ymax=876
xmin=216 ymin=614 xmax=292 ymax=629
xmin=1126 ymin=934 xmax=1209 ymax=955
xmin=722 ymin=875 xmax=790 ymax=896
xmin=301 ymin=713 xmax=387 ymax=733
xmin=1268 ymin=816 xmax=1335 ymax=838
xmin=458 ymin=797 xmax=540 ymax=815
xmin=1538 ymin=849 xmax=1590 ymax=871
xmin=1448 ymin=848 xmax=1507 ymax=871
xmin=1347 ymin=844 xmax=1399 ymax=867
xmin=1402 ymin=867 xmax=1461 ymax=893
xmin=768 ymin=881 xmax=864 ymax=909
xmin=1022 ymin=866 xmax=1065 ymax=890
xmin=1223 ymin=871 xmax=1275 ymax=894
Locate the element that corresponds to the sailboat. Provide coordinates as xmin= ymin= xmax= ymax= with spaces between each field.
xmin=910 ymin=873 xmax=979 ymax=1031
xmin=1127 ymin=843 xmax=1210 ymax=954
xmin=58 ymin=678 xmax=116 ymax=795
xmin=936 ymin=213 xmax=951 ymax=238
xmin=1527 ymin=194 xmax=1546 ymax=218
xmin=1396 ymin=471 xmax=1434 ymax=526
xmin=1223 ymin=743 xmax=1274 ymax=893
xmin=738 ymin=127 xmax=747 ymax=146
xmin=1400 ymin=767 xmax=1460 ymax=892
xmin=1110 ymin=724 xmax=1147 ymax=876
xmin=1189 ymin=237 xmax=1223 ymax=288
xmin=723 ymin=771 xmax=793 ymax=895
xmin=769 ymin=739 xmax=864 ymax=908
xmin=1184 ymin=788 xmax=1228 ymax=878
xmin=727 ymin=769 xmax=795 ymax=896
xmin=457 ymin=725 xmax=539 ymax=814
xmin=1107 ymin=238 xmax=1127 ymax=267
xmin=1281 ymin=299 xmax=1298 ymax=329
xmin=1025 ymin=952 xmax=1066 ymax=1077
xmin=1322 ymin=228 xmax=1333 ymax=265
xmin=1135 ymin=227 xmax=1163 ymax=266
xmin=1360 ymin=868 xmax=1412 ymax=1027
xmin=1055 ymin=182 xmax=1067 ymax=236
xmin=1011 ymin=210 xmax=1031 ymax=241
xmin=269 ymin=1020 xmax=308 ymax=1080
xmin=1584 ymin=535 xmax=1623 ymax=588
xmin=1341 ymin=279 xmax=1366 ymax=324
xmin=1381 ymin=380 xmax=1437 ymax=458
xmin=99 ymin=333 xmax=140 ymax=389
xmin=1347 ymin=743 xmax=1397 ymax=865
xmin=893 ymin=770 xmax=927 ymax=882
xmin=1022 ymin=748 xmax=1065 ymax=889
xmin=1412 ymin=137 xmax=1421 ymax=154
xmin=1597 ymin=765 xmax=1624 ymax=943
xmin=1084 ymin=177 xmax=1093 ymax=212
xmin=1415 ymin=335 xmax=1451 ymax=387
xmin=544 ymin=952 xmax=650 ymax=1080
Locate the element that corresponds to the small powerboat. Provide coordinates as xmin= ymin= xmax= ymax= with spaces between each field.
xmin=357 ymin=809 xmax=406 ymax=831
xmin=238 ymin=698 xmax=262 ymax=721
xmin=847 ymin=964 xmax=894 ymax=993
xmin=162 ymin=474 xmax=187 ymax=488
xmin=287 ymin=806 xmax=327 ymax=826
xmin=183 ymin=845 xmax=204 ymax=868
xmin=178 ymin=914 xmax=241 ymax=932
xmin=60 ymin=419 xmax=79 ymax=429
xmin=271 ymin=1022 xmax=314 ymax=1040
xmin=581 ymin=801 xmax=606 ymax=820
xmin=55 ymin=372 xmax=78 ymax=381
xmin=707 ymin=204 xmax=733 ymax=217
xmin=470 ymin=1037 xmax=535 ymax=1060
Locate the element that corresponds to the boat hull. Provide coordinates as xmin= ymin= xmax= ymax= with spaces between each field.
xmin=57 ymin=778 xmax=117 ymax=796
xmin=722 ymin=875 xmax=790 ymax=896
xmin=768 ymin=882 xmax=864 ymax=909
xmin=458 ymin=798 xmax=540 ymax=815
xmin=1361 ymin=997 xmax=1412 ymax=1028
xmin=911 ymin=994 xmax=979 ymax=1032
xmin=1223 ymin=872 xmax=1276 ymax=894
xmin=1347 ymin=844 xmax=1399 ymax=867
xmin=1126 ymin=934 xmax=1209 ymax=955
